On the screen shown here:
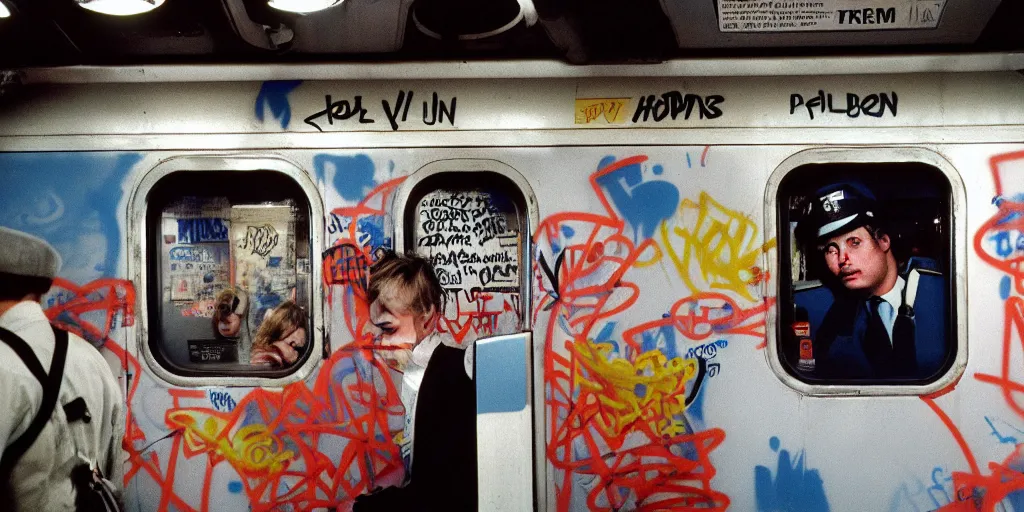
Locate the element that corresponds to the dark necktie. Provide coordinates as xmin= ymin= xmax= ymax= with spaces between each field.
xmin=891 ymin=303 xmax=918 ymax=377
xmin=863 ymin=296 xmax=893 ymax=376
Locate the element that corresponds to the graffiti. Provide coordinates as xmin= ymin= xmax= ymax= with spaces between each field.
xmin=416 ymin=188 xmax=522 ymax=342
xmin=0 ymin=152 xmax=142 ymax=283
xmin=254 ymin=80 xmax=303 ymax=130
xmin=663 ymin=192 xmax=775 ymax=302
xmin=177 ymin=218 xmax=230 ymax=244
xmin=918 ymin=150 xmax=1024 ymax=511
xmin=789 ymin=90 xmax=898 ymax=120
xmin=632 ymin=91 xmax=725 ymax=122
xmin=754 ymin=436 xmax=830 ymax=512
xmin=421 ymin=92 xmax=456 ymax=127
xmin=571 ymin=338 xmax=700 ymax=438
xmin=685 ymin=339 xmax=728 ymax=360
xmin=986 ymin=416 xmax=1024 ymax=445
xmin=537 ymin=154 xmax=775 ymax=511
xmin=303 ymin=91 xmax=457 ymax=132
xmin=593 ymin=155 xmax=679 ymax=241
xmin=708 ymin=362 xmax=721 ymax=377
xmin=574 ymin=98 xmax=630 ymax=125
xmin=314 ymin=154 xmax=378 ymax=202
xmin=208 ymin=390 xmax=237 ymax=412
xmin=322 ymin=242 xmax=369 ymax=293
xmin=240 ymin=224 xmax=279 ymax=258
xmin=304 ymin=94 xmax=375 ymax=131
xmin=436 ymin=288 xmax=520 ymax=345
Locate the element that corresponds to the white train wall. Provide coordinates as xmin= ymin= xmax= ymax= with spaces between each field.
xmin=0 ymin=70 xmax=1022 ymax=511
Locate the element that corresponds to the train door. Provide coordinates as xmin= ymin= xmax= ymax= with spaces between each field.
xmin=393 ymin=159 xmax=539 ymax=511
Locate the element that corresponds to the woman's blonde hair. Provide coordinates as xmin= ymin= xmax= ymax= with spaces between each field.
xmin=253 ymin=301 xmax=307 ymax=350
xmin=368 ymin=251 xmax=444 ymax=318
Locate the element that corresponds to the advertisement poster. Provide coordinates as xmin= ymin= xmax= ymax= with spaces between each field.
xmin=718 ymin=0 xmax=946 ymax=32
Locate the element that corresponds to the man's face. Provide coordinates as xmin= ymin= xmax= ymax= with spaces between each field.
xmin=821 ymin=226 xmax=891 ymax=294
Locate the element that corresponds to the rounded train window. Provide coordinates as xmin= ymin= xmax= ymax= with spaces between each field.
xmin=776 ymin=161 xmax=957 ymax=387
xmin=144 ymin=170 xmax=315 ymax=378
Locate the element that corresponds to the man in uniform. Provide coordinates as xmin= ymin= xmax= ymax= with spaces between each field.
xmin=794 ymin=182 xmax=949 ymax=380
xmin=0 ymin=227 xmax=124 ymax=510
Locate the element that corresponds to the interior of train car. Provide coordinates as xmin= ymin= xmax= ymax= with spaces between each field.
xmin=1 ymin=1 xmax=1024 ymax=511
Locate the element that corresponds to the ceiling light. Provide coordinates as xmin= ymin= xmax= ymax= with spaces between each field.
xmin=0 ymin=1 xmax=11 ymax=18
xmin=267 ymin=0 xmax=343 ymax=14
xmin=75 ymin=0 xmax=166 ymax=16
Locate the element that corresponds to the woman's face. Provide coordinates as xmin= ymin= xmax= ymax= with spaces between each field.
xmin=273 ymin=326 xmax=307 ymax=364
xmin=369 ymin=294 xmax=432 ymax=349
xmin=218 ymin=313 xmax=241 ymax=337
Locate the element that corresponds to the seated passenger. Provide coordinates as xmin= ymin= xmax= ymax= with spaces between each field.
xmin=249 ymin=301 xmax=307 ymax=367
xmin=795 ymin=181 xmax=949 ymax=380
xmin=354 ymin=251 xmax=477 ymax=512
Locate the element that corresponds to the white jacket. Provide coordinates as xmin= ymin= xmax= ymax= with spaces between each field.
xmin=0 ymin=301 xmax=124 ymax=511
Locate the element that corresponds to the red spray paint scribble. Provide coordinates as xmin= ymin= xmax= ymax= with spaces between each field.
xmin=68 ymin=178 xmax=411 ymax=511
xmin=925 ymin=150 xmax=1024 ymax=511
xmin=535 ymin=155 xmax=771 ymax=511
xmin=109 ymin=172 xmax=524 ymax=511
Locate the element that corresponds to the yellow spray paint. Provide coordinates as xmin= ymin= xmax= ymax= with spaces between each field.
xmin=167 ymin=410 xmax=294 ymax=475
xmin=661 ymin=192 xmax=776 ymax=302
xmin=571 ymin=338 xmax=699 ymax=438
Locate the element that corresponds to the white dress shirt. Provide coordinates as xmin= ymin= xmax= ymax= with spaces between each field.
xmin=876 ymin=276 xmax=906 ymax=343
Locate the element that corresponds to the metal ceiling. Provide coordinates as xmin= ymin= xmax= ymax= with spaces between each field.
xmin=0 ymin=0 xmax=1021 ymax=67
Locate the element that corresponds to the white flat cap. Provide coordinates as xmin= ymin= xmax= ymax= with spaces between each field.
xmin=0 ymin=227 xmax=62 ymax=279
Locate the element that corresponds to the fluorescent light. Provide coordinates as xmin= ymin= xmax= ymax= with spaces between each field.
xmin=267 ymin=0 xmax=343 ymax=14
xmin=0 ymin=2 xmax=11 ymax=18
xmin=75 ymin=0 xmax=166 ymax=16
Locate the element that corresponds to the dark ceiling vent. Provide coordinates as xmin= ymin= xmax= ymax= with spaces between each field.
xmin=411 ymin=0 xmax=523 ymax=40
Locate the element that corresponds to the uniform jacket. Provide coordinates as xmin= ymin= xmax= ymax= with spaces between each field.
xmin=0 ymin=301 xmax=124 ymax=511
xmin=794 ymin=259 xmax=949 ymax=380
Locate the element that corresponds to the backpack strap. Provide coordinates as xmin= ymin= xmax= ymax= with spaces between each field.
xmin=0 ymin=326 xmax=69 ymax=481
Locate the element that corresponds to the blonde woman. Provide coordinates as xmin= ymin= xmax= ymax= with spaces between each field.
xmin=249 ymin=301 xmax=307 ymax=367
xmin=354 ymin=251 xmax=476 ymax=512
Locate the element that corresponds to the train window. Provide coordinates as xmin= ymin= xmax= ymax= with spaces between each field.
xmin=141 ymin=168 xmax=318 ymax=380
xmin=774 ymin=158 xmax=960 ymax=390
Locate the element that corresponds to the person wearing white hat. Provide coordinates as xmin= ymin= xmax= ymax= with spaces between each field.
xmin=0 ymin=227 xmax=124 ymax=510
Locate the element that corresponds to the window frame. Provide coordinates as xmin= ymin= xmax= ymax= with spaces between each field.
xmin=128 ymin=155 xmax=325 ymax=388
xmin=764 ymin=147 xmax=967 ymax=396
xmin=391 ymin=158 xmax=540 ymax=330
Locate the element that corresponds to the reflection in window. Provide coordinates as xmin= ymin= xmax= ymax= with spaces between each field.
xmin=777 ymin=163 xmax=955 ymax=385
xmin=147 ymin=171 xmax=312 ymax=376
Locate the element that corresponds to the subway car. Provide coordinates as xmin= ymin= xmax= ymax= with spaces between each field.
xmin=1 ymin=57 xmax=1023 ymax=511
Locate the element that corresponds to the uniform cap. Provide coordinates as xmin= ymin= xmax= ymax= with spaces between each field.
xmin=802 ymin=182 xmax=880 ymax=241
xmin=0 ymin=227 xmax=62 ymax=279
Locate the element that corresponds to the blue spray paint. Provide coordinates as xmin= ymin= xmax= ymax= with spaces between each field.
xmin=593 ymin=322 xmax=617 ymax=344
xmin=314 ymin=154 xmax=378 ymax=202
xmin=254 ymin=80 xmax=303 ymax=129
xmin=686 ymin=378 xmax=706 ymax=424
xmin=593 ymin=156 xmax=679 ymax=241
xmin=0 ymin=152 xmax=142 ymax=283
xmin=985 ymin=415 xmax=1024 ymax=444
xmin=755 ymin=436 xmax=830 ymax=512
xmin=1002 ymin=276 xmax=1012 ymax=300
